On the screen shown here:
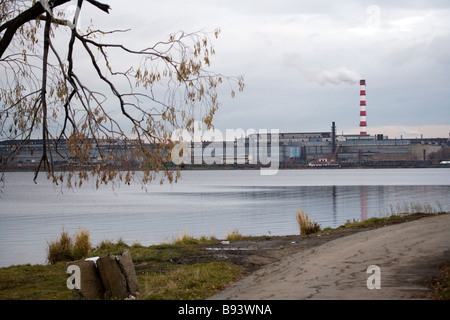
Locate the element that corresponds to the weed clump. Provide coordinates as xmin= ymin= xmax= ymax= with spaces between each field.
xmin=72 ymin=229 xmax=92 ymax=260
xmin=226 ymin=229 xmax=244 ymax=241
xmin=296 ymin=210 xmax=321 ymax=236
xmin=171 ymin=233 xmax=217 ymax=246
xmin=46 ymin=229 xmax=93 ymax=265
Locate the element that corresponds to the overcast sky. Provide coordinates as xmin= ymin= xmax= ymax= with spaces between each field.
xmin=77 ymin=0 xmax=450 ymax=138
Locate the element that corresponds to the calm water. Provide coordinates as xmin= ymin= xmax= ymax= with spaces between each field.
xmin=1 ymin=168 xmax=449 ymax=267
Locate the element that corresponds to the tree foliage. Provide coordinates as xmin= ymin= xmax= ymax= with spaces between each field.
xmin=0 ymin=0 xmax=244 ymax=188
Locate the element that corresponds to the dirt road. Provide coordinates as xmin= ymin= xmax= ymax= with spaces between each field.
xmin=209 ymin=214 xmax=450 ymax=300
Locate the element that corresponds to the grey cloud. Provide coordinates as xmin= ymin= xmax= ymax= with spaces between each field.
xmin=56 ymin=0 xmax=450 ymax=137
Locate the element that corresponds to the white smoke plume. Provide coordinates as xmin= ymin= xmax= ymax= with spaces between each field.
xmin=283 ymin=53 xmax=361 ymax=86
xmin=312 ymin=67 xmax=361 ymax=86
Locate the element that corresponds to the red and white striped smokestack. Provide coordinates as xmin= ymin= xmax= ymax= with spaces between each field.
xmin=360 ymin=79 xmax=367 ymax=135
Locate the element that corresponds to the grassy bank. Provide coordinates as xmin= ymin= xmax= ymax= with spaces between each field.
xmin=0 ymin=235 xmax=243 ymax=300
xmin=0 ymin=212 xmax=448 ymax=300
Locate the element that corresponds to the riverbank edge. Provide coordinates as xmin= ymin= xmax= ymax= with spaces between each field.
xmin=0 ymin=211 xmax=448 ymax=300
xmin=3 ymin=162 xmax=449 ymax=173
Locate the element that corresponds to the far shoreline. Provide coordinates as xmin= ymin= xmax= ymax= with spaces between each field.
xmin=2 ymin=161 xmax=449 ymax=174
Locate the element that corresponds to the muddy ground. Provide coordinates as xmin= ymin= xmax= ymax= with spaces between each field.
xmin=173 ymin=214 xmax=433 ymax=276
xmin=199 ymin=231 xmax=360 ymax=275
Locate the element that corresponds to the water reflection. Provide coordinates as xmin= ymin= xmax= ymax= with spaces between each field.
xmin=361 ymin=185 xmax=367 ymax=221
xmin=163 ymin=184 xmax=449 ymax=232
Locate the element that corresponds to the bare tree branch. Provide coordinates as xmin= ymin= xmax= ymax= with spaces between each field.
xmin=0 ymin=0 xmax=71 ymax=58
xmin=34 ymin=11 xmax=52 ymax=182
xmin=85 ymin=0 xmax=110 ymax=13
xmin=1 ymin=0 xmax=244 ymax=189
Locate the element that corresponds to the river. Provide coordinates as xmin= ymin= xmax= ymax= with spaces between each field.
xmin=0 ymin=168 xmax=449 ymax=267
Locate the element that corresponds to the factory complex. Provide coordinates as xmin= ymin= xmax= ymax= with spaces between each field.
xmin=1 ymin=122 xmax=449 ymax=170
xmin=1 ymin=80 xmax=449 ymax=169
xmin=272 ymin=127 xmax=448 ymax=167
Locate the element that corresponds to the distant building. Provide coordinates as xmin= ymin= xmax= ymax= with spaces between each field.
xmin=1 ymin=124 xmax=449 ymax=169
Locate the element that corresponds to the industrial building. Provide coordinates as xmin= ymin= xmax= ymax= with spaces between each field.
xmin=277 ymin=124 xmax=448 ymax=166
xmin=0 ymin=138 xmax=142 ymax=169
xmin=274 ymin=79 xmax=449 ymax=166
xmin=1 ymin=80 xmax=449 ymax=169
xmin=1 ymin=125 xmax=449 ymax=169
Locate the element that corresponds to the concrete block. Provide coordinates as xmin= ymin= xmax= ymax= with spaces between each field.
xmin=67 ymin=250 xmax=139 ymax=300
xmin=96 ymin=249 xmax=140 ymax=299
xmin=66 ymin=259 xmax=104 ymax=300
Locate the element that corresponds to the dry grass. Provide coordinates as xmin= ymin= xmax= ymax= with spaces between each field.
xmin=226 ymin=229 xmax=244 ymax=241
xmin=46 ymin=229 xmax=93 ymax=265
xmin=46 ymin=229 xmax=74 ymax=265
xmin=388 ymin=201 xmax=447 ymax=215
xmin=296 ymin=209 xmax=321 ymax=236
xmin=172 ymin=233 xmax=217 ymax=246
xmin=72 ymin=229 xmax=92 ymax=260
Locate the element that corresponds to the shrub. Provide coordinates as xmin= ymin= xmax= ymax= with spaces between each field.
xmin=296 ymin=210 xmax=321 ymax=235
xmin=46 ymin=229 xmax=93 ymax=265
xmin=73 ymin=229 xmax=92 ymax=260
xmin=47 ymin=229 xmax=74 ymax=265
